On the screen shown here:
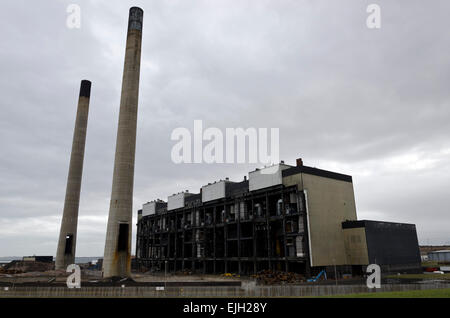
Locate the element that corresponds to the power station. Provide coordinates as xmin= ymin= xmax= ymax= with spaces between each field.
xmin=54 ymin=7 xmax=422 ymax=280
xmin=136 ymin=159 xmax=422 ymax=276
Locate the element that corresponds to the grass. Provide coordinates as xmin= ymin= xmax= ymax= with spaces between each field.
xmin=386 ymin=273 xmax=450 ymax=280
xmin=327 ymin=288 xmax=450 ymax=298
xmin=421 ymin=261 xmax=440 ymax=267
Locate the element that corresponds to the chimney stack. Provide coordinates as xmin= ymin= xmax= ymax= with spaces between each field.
xmin=103 ymin=7 xmax=144 ymax=278
xmin=55 ymin=80 xmax=92 ymax=270
xmin=296 ymin=158 xmax=303 ymax=167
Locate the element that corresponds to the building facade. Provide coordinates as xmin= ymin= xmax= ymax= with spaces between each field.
xmin=428 ymin=250 xmax=450 ymax=263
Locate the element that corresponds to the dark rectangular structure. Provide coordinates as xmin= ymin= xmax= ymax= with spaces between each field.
xmin=35 ymin=256 xmax=54 ymax=263
xmin=23 ymin=256 xmax=54 ymax=263
xmin=342 ymin=220 xmax=422 ymax=273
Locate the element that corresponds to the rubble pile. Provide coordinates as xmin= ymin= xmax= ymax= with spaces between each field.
xmin=1 ymin=261 xmax=54 ymax=274
xmin=176 ymin=270 xmax=193 ymax=276
xmin=254 ymin=270 xmax=305 ymax=285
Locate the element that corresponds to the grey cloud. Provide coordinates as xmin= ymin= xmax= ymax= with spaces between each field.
xmin=0 ymin=0 xmax=449 ymax=256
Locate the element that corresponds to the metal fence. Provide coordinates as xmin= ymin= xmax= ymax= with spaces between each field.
xmin=1 ymin=282 xmax=448 ymax=298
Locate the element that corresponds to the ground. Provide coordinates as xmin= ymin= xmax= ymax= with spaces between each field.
xmin=328 ymin=288 xmax=450 ymax=298
xmin=132 ymin=272 xmax=241 ymax=283
xmin=386 ymin=273 xmax=450 ymax=280
xmin=0 ymin=270 xmax=243 ymax=287
xmin=1 ymin=267 xmax=449 ymax=298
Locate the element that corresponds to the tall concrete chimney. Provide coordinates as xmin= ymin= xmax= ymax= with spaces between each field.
xmin=55 ymin=80 xmax=92 ymax=270
xmin=103 ymin=7 xmax=144 ymax=278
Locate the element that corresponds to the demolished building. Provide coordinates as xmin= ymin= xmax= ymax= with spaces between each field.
xmin=136 ymin=159 xmax=421 ymax=276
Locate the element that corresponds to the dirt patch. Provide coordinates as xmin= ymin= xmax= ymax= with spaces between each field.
xmin=0 ymin=261 xmax=54 ymax=274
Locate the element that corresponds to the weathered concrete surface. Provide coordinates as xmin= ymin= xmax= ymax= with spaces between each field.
xmin=103 ymin=7 xmax=143 ymax=278
xmin=283 ymin=172 xmax=357 ymax=267
xmin=55 ymin=80 xmax=92 ymax=270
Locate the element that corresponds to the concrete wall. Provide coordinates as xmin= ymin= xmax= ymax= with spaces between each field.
xmin=168 ymin=193 xmax=186 ymax=211
xmin=202 ymin=181 xmax=226 ymax=202
xmin=343 ymin=228 xmax=369 ymax=265
xmin=249 ymin=164 xmax=291 ymax=191
xmin=283 ymin=172 xmax=357 ymax=267
xmin=142 ymin=202 xmax=156 ymax=217
xmin=302 ymin=174 xmax=357 ymax=267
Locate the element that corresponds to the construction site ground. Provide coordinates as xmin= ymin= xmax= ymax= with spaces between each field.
xmin=1 ymin=261 xmax=448 ymax=288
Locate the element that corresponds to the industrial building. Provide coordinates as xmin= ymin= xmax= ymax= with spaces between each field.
xmin=22 ymin=256 xmax=53 ymax=263
xmin=136 ymin=159 xmax=422 ymax=276
xmin=342 ymin=220 xmax=421 ymax=273
xmin=427 ymin=250 xmax=450 ymax=263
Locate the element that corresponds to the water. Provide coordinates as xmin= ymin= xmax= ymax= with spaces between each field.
xmin=74 ymin=257 xmax=102 ymax=264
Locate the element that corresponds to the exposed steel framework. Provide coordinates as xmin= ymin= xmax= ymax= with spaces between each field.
xmin=136 ymin=184 xmax=311 ymax=275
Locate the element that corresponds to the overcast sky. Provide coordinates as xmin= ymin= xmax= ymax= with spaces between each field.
xmin=0 ymin=0 xmax=449 ymax=257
